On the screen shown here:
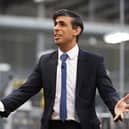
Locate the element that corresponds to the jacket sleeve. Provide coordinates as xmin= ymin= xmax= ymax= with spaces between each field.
xmin=0 ymin=58 xmax=43 ymax=117
xmin=96 ymin=56 xmax=120 ymax=116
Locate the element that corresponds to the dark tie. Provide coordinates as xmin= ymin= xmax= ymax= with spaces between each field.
xmin=60 ymin=53 xmax=68 ymax=121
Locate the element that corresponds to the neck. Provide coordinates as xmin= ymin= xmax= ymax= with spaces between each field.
xmin=58 ymin=40 xmax=77 ymax=52
xmin=60 ymin=43 xmax=77 ymax=52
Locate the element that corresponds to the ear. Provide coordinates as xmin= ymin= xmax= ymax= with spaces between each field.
xmin=73 ymin=26 xmax=82 ymax=37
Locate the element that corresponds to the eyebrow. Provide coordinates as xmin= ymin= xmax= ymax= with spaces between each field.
xmin=54 ymin=20 xmax=67 ymax=25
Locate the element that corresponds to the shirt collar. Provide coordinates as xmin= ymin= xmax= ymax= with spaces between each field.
xmin=58 ymin=44 xmax=79 ymax=60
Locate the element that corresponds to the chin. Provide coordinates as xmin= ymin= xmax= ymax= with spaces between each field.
xmin=55 ymin=41 xmax=62 ymax=46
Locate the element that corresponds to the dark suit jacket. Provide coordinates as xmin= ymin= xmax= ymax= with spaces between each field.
xmin=1 ymin=48 xmax=120 ymax=129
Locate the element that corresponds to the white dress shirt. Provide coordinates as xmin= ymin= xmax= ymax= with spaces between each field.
xmin=52 ymin=44 xmax=79 ymax=121
xmin=0 ymin=101 xmax=4 ymax=112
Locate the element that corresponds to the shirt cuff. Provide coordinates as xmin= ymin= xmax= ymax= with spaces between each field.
xmin=0 ymin=101 xmax=5 ymax=112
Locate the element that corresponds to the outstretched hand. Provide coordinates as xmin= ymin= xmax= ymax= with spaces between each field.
xmin=114 ymin=95 xmax=129 ymax=122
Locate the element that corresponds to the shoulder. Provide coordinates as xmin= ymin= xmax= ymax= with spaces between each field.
xmin=79 ymin=48 xmax=104 ymax=62
xmin=38 ymin=50 xmax=58 ymax=63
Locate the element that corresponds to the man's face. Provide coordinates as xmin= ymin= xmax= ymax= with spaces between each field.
xmin=53 ymin=16 xmax=77 ymax=47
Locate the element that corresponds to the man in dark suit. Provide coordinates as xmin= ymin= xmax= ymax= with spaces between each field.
xmin=0 ymin=9 xmax=129 ymax=129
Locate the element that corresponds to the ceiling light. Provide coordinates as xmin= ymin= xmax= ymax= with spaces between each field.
xmin=34 ymin=0 xmax=44 ymax=3
xmin=104 ymin=32 xmax=129 ymax=44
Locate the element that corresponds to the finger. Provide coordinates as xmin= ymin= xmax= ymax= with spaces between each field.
xmin=126 ymin=104 xmax=129 ymax=108
xmin=114 ymin=113 xmax=124 ymax=122
xmin=120 ymin=112 xmax=124 ymax=120
xmin=124 ymin=109 xmax=129 ymax=112
xmin=123 ymin=94 xmax=129 ymax=101
xmin=114 ymin=114 xmax=120 ymax=121
xmin=114 ymin=115 xmax=121 ymax=122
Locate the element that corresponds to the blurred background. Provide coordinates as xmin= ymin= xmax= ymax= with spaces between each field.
xmin=0 ymin=0 xmax=129 ymax=129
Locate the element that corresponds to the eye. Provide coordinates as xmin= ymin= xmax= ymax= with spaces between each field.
xmin=59 ymin=22 xmax=65 ymax=26
xmin=54 ymin=21 xmax=66 ymax=27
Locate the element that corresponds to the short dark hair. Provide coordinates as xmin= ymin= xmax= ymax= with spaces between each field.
xmin=53 ymin=9 xmax=84 ymax=42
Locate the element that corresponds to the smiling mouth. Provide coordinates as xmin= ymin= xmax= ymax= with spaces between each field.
xmin=54 ymin=34 xmax=62 ymax=40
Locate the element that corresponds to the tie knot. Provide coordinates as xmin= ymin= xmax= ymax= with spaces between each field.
xmin=60 ymin=53 xmax=68 ymax=62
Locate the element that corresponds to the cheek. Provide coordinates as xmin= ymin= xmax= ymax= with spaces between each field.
xmin=66 ymin=31 xmax=73 ymax=37
xmin=64 ymin=34 xmax=72 ymax=40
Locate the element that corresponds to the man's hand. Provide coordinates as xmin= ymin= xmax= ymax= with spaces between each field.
xmin=114 ymin=97 xmax=129 ymax=122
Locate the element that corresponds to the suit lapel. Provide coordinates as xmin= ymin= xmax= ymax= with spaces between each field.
xmin=76 ymin=49 xmax=88 ymax=96
xmin=47 ymin=51 xmax=58 ymax=97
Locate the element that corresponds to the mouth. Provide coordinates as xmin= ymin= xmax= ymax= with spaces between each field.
xmin=54 ymin=31 xmax=63 ymax=39
xmin=54 ymin=34 xmax=62 ymax=40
